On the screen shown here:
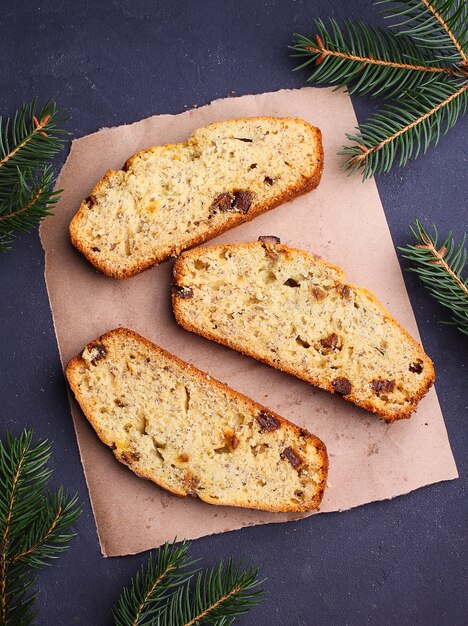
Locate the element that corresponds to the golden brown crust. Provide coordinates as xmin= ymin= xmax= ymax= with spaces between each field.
xmin=69 ymin=117 xmax=323 ymax=279
xmin=173 ymin=242 xmax=435 ymax=423
xmin=66 ymin=327 xmax=328 ymax=513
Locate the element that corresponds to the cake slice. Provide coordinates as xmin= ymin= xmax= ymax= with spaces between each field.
xmin=173 ymin=239 xmax=435 ymax=422
xmin=66 ymin=328 xmax=328 ymax=512
xmin=69 ymin=117 xmax=323 ymax=278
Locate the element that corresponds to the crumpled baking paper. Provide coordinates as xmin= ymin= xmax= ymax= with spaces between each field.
xmin=40 ymin=87 xmax=458 ymax=557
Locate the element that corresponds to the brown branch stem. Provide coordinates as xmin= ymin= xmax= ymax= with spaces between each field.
xmin=0 ymin=445 xmax=28 ymax=624
xmin=0 ymin=187 xmax=43 ymax=222
xmin=184 ymin=585 xmax=242 ymax=626
xmin=419 ymin=0 xmax=468 ymax=63
xmin=352 ymin=82 xmax=468 ymax=163
xmin=12 ymin=506 xmax=63 ymax=564
xmin=304 ymin=43 xmax=458 ymax=74
xmin=0 ymin=554 xmax=6 ymax=626
xmin=131 ymin=564 xmax=173 ymax=626
xmin=0 ymin=116 xmax=50 ymax=169
xmin=416 ymin=236 xmax=468 ymax=296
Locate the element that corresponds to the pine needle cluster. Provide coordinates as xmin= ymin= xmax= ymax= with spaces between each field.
xmin=0 ymin=100 xmax=69 ymax=252
xmin=114 ymin=541 xmax=264 ymax=626
xmin=400 ymin=220 xmax=468 ymax=335
xmin=0 ymin=430 xmax=81 ymax=625
xmin=291 ymin=0 xmax=468 ymax=178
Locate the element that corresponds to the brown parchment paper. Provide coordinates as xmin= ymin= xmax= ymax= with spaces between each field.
xmin=40 ymin=87 xmax=458 ymax=557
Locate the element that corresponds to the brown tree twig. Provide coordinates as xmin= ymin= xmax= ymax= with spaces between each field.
xmin=420 ymin=0 xmax=468 ymax=65
xmin=416 ymin=234 xmax=468 ymax=296
xmin=11 ymin=506 xmax=63 ymax=564
xmin=0 ymin=445 xmax=27 ymax=623
xmin=131 ymin=564 xmax=173 ymax=626
xmin=350 ymin=82 xmax=468 ymax=165
xmin=184 ymin=585 xmax=242 ymax=626
xmin=0 ymin=114 xmax=50 ymax=169
xmin=0 ymin=187 xmax=43 ymax=222
xmin=305 ymin=34 xmax=466 ymax=75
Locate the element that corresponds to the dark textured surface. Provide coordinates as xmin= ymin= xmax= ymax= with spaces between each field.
xmin=0 ymin=1 xmax=467 ymax=624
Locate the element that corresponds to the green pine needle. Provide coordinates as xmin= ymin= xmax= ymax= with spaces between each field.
xmin=113 ymin=540 xmax=197 ymax=626
xmin=0 ymin=430 xmax=81 ymax=625
xmin=114 ymin=543 xmax=264 ymax=626
xmin=0 ymin=166 xmax=62 ymax=252
xmin=291 ymin=0 xmax=468 ymax=178
xmin=291 ymin=19 xmax=455 ymax=99
xmin=380 ymin=0 xmax=468 ymax=64
xmin=399 ymin=220 xmax=468 ymax=335
xmin=0 ymin=99 xmax=69 ymax=252
xmin=161 ymin=558 xmax=263 ymax=626
xmin=341 ymin=80 xmax=468 ymax=178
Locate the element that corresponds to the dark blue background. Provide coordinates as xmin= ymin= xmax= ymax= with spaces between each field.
xmin=1 ymin=1 xmax=467 ymax=624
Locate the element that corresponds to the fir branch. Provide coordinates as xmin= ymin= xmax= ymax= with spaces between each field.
xmin=0 ymin=167 xmax=62 ymax=252
xmin=0 ymin=430 xmax=81 ymax=625
xmin=113 ymin=541 xmax=196 ymax=626
xmin=291 ymin=1 xmax=468 ymax=178
xmin=291 ymin=19 xmax=462 ymax=99
xmin=399 ymin=221 xmax=468 ymax=335
xmin=115 ymin=545 xmax=264 ymax=626
xmin=340 ymin=80 xmax=468 ymax=178
xmin=0 ymin=100 xmax=69 ymax=252
xmin=11 ymin=488 xmax=80 ymax=568
xmin=380 ymin=0 xmax=468 ymax=65
xmin=160 ymin=559 xmax=263 ymax=626
xmin=0 ymin=100 xmax=68 ymax=181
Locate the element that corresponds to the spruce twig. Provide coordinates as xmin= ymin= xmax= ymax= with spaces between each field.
xmin=113 ymin=541 xmax=197 ymax=626
xmin=114 ymin=544 xmax=264 ymax=626
xmin=381 ymin=0 xmax=468 ymax=65
xmin=292 ymin=21 xmax=460 ymax=98
xmin=291 ymin=0 xmax=468 ymax=178
xmin=0 ymin=430 xmax=81 ymax=625
xmin=160 ymin=558 xmax=263 ymax=626
xmin=399 ymin=220 xmax=468 ymax=335
xmin=0 ymin=100 xmax=69 ymax=252
xmin=341 ymin=80 xmax=468 ymax=176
